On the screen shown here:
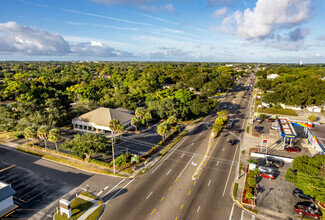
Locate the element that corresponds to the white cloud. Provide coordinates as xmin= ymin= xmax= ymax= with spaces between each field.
xmin=144 ymin=47 xmax=193 ymax=59
xmin=222 ymin=0 xmax=310 ymax=40
xmin=139 ymin=4 xmax=176 ymax=13
xmin=213 ymin=7 xmax=227 ymax=18
xmin=70 ymin=41 xmax=133 ymax=57
xmin=0 ymin=22 xmax=70 ymax=55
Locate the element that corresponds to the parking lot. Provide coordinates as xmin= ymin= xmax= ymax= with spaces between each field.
xmin=0 ymin=161 xmax=74 ymax=218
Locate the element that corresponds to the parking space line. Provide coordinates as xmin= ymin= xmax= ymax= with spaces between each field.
xmin=25 ymin=190 xmax=46 ymax=203
xmin=228 ymin=203 xmax=235 ymax=220
xmin=15 ymin=185 xmax=31 ymax=193
xmin=0 ymin=164 xmax=16 ymax=172
xmin=146 ymin=192 xmax=153 ymax=200
xmin=166 ymin=169 xmax=172 ymax=175
xmin=240 ymin=210 xmax=244 ymax=220
xmin=20 ymin=188 xmax=38 ymax=199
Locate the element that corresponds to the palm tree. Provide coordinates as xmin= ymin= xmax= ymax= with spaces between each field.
xmin=108 ymin=119 xmax=120 ymax=133
xmin=24 ymin=126 xmax=37 ymax=147
xmin=135 ymin=107 xmax=145 ymax=119
xmin=131 ymin=117 xmax=141 ymax=131
xmin=116 ymin=124 xmax=126 ymax=138
xmin=48 ymin=128 xmax=61 ymax=152
xmin=143 ymin=111 xmax=152 ymax=127
xmin=157 ymin=122 xmax=170 ymax=140
xmin=37 ymin=126 xmax=50 ymax=150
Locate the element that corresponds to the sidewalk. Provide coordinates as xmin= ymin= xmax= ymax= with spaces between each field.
xmin=77 ymin=195 xmax=101 ymax=220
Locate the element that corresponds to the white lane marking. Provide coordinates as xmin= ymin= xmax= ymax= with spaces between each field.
xmin=241 ymin=210 xmax=244 ymax=220
xmin=216 ymin=161 xmax=219 ymax=166
xmin=104 ymin=186 xmax=109 ymax=190
xmin=146 ymin=192 xmax=153 ymax=200
xmin=181 ymin=154 xmax=185 ymax=158
xmin=167 ymin=169 xmax=172 ymax=175
xmin=177 ymin=154 xmax=195 ymax=180
xmin=223 ymin=148 xmax=225 ymax=151
xmin=102 ymin=179 xmax=125 ymax=199
xmin=208 ymin=179 xmax=211 ymax=187
xmin=192 ymin=143 xmax=194 ymax=145
xmin=223 ymin=141 xmax=239 ymax=197
xmin=97 ymin=190 xmax=103 ymax=196
xmin=105 ymin=179 xmax=135 ymax=204
xmin=228 ymin=203 xmax=235 ymax=220
xmin=252 ymin=214 xmax=255 ymax=220
xmin=197 ymin=206 xmax=200 ymax=213
xmin=199 ymin=133 xmax=202 ymax=136
xmin=152 ymin=162 xmax=164 ymax=174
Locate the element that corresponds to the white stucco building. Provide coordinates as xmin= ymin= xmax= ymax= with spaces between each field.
xmin=72 ymin=107 xmax=134 ymax=134
xmin=0 ymin=182 xmax=16 ymax=217
xmin=266 ymin=74 xmax=279 ymax=80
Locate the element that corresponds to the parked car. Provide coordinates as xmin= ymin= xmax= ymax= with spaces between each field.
xmin=259 ymin=171 xmax=274 ymax=180
xmin=266 ymin=157 xmax=284 ymax=167
xmin=256 ymin=118 xmax=263 ymax=123
xmin=271 ymin=125 xmax=278 ymax=130
xmin=254 ymin=126 xmax=263 ymax=133
xmin=235 ymin=128 xmax=241 ymax=133
xmin=292 ymin=189 xmax=314 ymax=201
xmin=228 ymin=139 xmax=236 ymax=145
xmin=223 ymin=104 xmax=227 ymax=108
xmin=294 ymin=201 xmax=322 ymax=219
xmin=258 ymin=166 xmax=274 ymax=173
xmin=284 ymin=146 xmax=301 ymax=152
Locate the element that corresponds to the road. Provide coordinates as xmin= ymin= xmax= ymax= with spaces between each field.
xmin=100 ymin=74 xmax=258 ymax=220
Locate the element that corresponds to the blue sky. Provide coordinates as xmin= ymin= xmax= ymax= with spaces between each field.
xmin=0 ymin=0 xmax=324 ymax=63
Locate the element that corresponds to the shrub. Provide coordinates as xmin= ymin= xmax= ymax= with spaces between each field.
xmin=247 ymin=158 xmax=258 ymax=164
xmin=246 ymin=192 xmax=254 ymax=199
xmin=308 ymin=114 xmax=317 ymax=122
xmin=111 ymin=153 xmax=132 ymax=167
xmin=247 ymin=177 xmax=257 ymax=187
xmin=246 ymin=126 xmax=250 ymax=133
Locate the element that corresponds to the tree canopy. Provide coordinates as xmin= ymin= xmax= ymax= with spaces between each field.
xmin=285 ymin=155 xmax=325 ymax=203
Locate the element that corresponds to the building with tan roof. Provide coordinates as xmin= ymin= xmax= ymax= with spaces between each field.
xmin=72 ymin=107 xmax=134 ymax=134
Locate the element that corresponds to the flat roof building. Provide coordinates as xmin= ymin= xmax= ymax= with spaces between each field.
xmin=0 ymin=182 xmax=16 ymax=218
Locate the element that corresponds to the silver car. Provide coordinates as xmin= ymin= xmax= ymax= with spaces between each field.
xmin=258 ymin=166 xmax=274 ymax=173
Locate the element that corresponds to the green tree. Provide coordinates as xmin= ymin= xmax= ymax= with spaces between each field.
xmin=308 ymin=114 xmax=317 ymax=122
xmin=60 ymin=133 xmax=110 ymax=160
xmin=37 ymin=126 xmax=50 ymax=150
xmin=24 ymin=126 xmax=37 ymax=147
xmin=48 ymin=128 xmax=61 ymax=152
xmin=166 ymin=116 xmax=178 ymax=128
xmin=143 ymin=111 xmax=152 ymax=126
xmin=135 ymin=107 xmax=146 ymax=119
xmin=157 ymin=121 xmax=170 ymax=140
xmin=285 ymin=155 xmax=325 ymax=203
xmin=131 ymin=117 xmax=141 ymax=131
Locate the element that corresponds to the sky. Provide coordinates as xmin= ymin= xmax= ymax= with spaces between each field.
xmin=0 ymin=0 xmax=325 ymax=63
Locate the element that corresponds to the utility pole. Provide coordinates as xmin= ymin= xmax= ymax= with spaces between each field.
xmin=111 ymin=125 xmax=116 ymax=174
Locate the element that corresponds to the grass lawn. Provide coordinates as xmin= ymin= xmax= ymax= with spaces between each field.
xmin=80 ymin=191 xmax=99 ymax=200
xmin=85 ymin=205 xmax=103 ymax=220
xmin=54 ymin=198 xmax=93 ymax=220
xmin=254 ymin=99 xmax=298 ymax=116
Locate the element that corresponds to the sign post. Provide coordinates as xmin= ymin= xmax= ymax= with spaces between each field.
xmin=59 ymin=199 xmax=71 ymax=218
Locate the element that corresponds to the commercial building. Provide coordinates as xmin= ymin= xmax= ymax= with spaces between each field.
xmin=0 ymin=182 xmax=16 ymax=217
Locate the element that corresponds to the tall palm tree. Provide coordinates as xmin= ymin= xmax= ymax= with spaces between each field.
xmin=131 ymin=117 xmax=141 ymax=131
xmin=37 ymin=126 xmax=50 ymax=150
xmin=24 ymin=126 xmax=37 ymax=147
xmin=48 ymin=128 xmax=61 ymax=152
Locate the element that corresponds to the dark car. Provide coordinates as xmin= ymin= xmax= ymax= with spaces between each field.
xmin=294 ymin=201 xmax=322 ymax=219
xmin=293 ymin=189 xmax=314 ymax=201
xmin=228 ymin=139 xmax=235 ymax=145
xmin=266 ymin=157 xmax=284 ymax=167
xmin=268 ymin=118 xmax=275 ymax=122
xmin=235 ymin=128 xmax=241 ymax=133
xmin=284 ymin=146 xmax=301 ymax=152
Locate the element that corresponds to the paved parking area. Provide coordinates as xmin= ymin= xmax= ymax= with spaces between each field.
xmin=0 ymin=161 xmax=74 ymax=219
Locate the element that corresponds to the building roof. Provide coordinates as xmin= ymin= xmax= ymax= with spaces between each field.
xmin=0 ymin=182 xmax=15 ymax=202
xmin=309 ymin=124 xmax=325 ymax=152
xmin=72 ymin=107 xmax=134 ymax=127
xmin=267 ymin=74 xmax=279 ymax=79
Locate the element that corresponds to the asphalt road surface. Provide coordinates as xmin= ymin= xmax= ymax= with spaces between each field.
xmin=100 ymin=74 xmax=258 ymax=220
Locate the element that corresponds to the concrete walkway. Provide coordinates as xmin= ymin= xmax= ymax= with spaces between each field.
xmin=77 ymin=195 xmax=101 ymax=220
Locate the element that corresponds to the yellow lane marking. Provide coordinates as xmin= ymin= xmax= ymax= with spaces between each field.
xmin=175 ymin=216 xmax=178 ymax=220
xmin=15 ymin=185 xmax=30 ymax=193
xmin=169 ymin=186 xmax=172 ymax=191
xmin=197 ymin=169 xmax=203 ymax=179
xmin=151 ymin=209 xmax=156 ymax=215
xmin=188 ymin=190 xmax=191 ymax=196
xmin=180 ymin=204 xmax=184 ymax=210
xmin=192 ymin=134 xmax=222 ymax=180
xmin=0 ymin=205 xmax=18 ymax=218
xmin=175 ymin=178 xmax=178 ymax=182
xmin=17 ymin=198 xmax=26 ymax=203
xmin=0 ymin=164 xmax=16 ymax=172
xmin=160 ymin=196 xmax=165 ymax=202
xmin=193 ymin=181 xmax=196 ymax=186
xmin=5 ymin=210 xmax=15 ymax=217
